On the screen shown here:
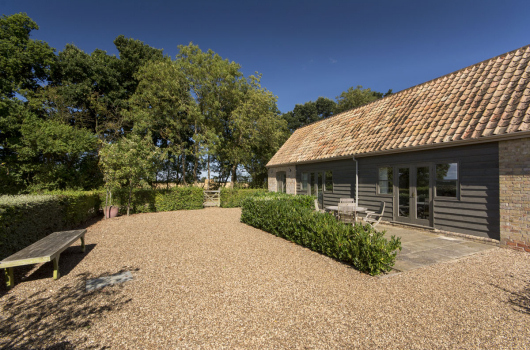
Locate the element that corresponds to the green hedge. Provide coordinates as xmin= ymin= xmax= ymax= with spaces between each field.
xmin=155 ymin=187 xmax=204 ymax=211
xmin=220 ymin=188 xmax=268 ymax=208
xmin=100 ymin=187 xmax=204 ymax=214
xmin=0 ymin=192 xmax=101 ymax=260
xmin=240 ymin=193 xmax=401 ymax=275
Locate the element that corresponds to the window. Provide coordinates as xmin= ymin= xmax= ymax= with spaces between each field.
xmin=301 ymin=173 xmax=309 ymax=191
xmin=378 ymin=167 xmax=393 ymax=194
xmin=325 ymin=170 xmax=333 ymax=192
xmin=436 ymin=163 xmax=458 ymax=197
xmin=310 ymin=173 xmax=315 ymax=195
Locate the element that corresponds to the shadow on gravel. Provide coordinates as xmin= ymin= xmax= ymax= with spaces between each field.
xmin=508 ymin=284 xmax=530 ymax=314
xmin=492 ymin=281 xmax=530 ymax=314
xmin=0 ymin=272 xmax=131 ymax=349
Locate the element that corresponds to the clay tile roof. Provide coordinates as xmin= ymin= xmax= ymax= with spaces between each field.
xmin=268 ymin=45 xmax=530 ymax=167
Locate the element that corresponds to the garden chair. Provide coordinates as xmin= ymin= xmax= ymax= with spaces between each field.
xmin=338 ymin=203 xmax=355 ymax=224
xmin=364 ymin=201 xmax=385 ymax=228
xmin=339 ymin=198 xmax=355 ymax=204
xmin=314 ymin=199 xmax=326 ymax=213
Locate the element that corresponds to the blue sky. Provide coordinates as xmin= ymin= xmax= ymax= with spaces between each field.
xmin=3 ymin=0 xmax=530 ymax=113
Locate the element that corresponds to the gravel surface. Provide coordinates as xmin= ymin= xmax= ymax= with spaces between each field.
xmin=1 ymin=208 xmax=529 ymax=349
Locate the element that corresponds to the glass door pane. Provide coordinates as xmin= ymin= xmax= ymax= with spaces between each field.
xmin=416 ymin=166 xmax=430 ymax=220
xmin=317 ymin=173 xmax=323 ymax=207
xmin=398 ymin=168 xmax=410 ymax=217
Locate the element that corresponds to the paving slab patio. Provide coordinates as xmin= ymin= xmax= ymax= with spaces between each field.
xmin=378 ymin=224 xmax=498 ymax=272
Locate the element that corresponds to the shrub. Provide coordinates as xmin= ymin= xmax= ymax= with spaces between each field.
xmin=46 ymin=191 xmax=102 ymax=227
xmin=155 ymin=187 xmax=204 ymax=211
xmin=240 ymin=194 xmax=401 ymax=275
xmin=98 ymin=187 xmax=204 ymax=214
xmin=220 ymin=188 xmax=267 ymax=208
xmin=0 ymin=192 xmax=101 ymax=259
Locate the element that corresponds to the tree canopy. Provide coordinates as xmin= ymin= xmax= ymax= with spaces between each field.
xmin=0 ymin=13 xmax=289 ymax=193
xmin=282 ymin=86 xmax=392 ymax=132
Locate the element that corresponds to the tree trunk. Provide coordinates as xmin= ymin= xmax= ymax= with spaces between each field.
xmin=127 ymin=181 xmax=132 ymax=216
xmin=182 ymin=153 xmax=187 ymax=185
xmin=166 ymin=156 xmax=170 ymax=190
xmin=207 ymin=153 xmax=210 ymax=190
xmin=105 ymin=188 xmax=109 ymax=220
xmin=230 ymin=164 xmax=237 ymax=188
xmin=193 ymin=121 xmax=198 ymax=185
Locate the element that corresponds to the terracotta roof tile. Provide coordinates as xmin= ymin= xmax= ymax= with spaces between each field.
xmin=268 ymin=45 xmax=530 ymax=166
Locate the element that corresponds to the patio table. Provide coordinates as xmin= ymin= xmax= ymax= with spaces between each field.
xmin=325 ymin=205 xmax=367 ymax=213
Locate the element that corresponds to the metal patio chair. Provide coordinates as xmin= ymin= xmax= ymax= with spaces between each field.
xmin=338 ymin=203 xmax=356 ymax=225
xmin=364 ymin=201 xmax=385 ymax=228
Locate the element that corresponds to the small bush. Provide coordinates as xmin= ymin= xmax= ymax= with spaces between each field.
xmin=240 ymin=194 xmax=401 ymax=275
xmin=220 ymin=188 xmax=267 ymax=208
xmin=0 ymin=192 xmax=101 ymax=259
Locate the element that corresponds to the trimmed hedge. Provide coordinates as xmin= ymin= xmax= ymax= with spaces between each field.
xmin=240 ymin=193 xmax=401 ymax=275
xmin=155 ymin=187 xmax=204 ymax=211
xmin=220 ymin=188 xmax=267 ymax=208
xmin=0 ymin=192 xmax=101 ymax=260
xmin=100 ymin=187 xmax=204 ymax=214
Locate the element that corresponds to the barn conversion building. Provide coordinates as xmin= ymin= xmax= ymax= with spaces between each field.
xmin=267 ymin=45 xmax=530 ymax=250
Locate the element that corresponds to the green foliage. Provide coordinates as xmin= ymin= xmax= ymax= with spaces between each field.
xmin=99 ymin=134 xmax=162 ymax=215
xmin=335 ymin=85 xmax=392 ymax=114
xmin=282 ymin=97 xmax=336 ymax=132
xmin=1 ymin=14 xmax=286 ymax=194
xmin=0 ymin=192 xmax=101 ymax=259
xmin=98 ymin=187 xmax=204 ymax=214
xmin=220 ymin=188 xmax=267 ymax=208
xmin=240 ymin=194 xmax=401 ymax=275
xmin=281 ymin=88 xmax=393 ymax=131
xmin=155 ymin=187 xmax=204 ymax=211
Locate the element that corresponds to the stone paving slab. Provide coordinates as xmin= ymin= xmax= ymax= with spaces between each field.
xmin=86 ymin=271 xmax=133 ymax=291
xmin=379 ymin=224 xmax=498 ymax=272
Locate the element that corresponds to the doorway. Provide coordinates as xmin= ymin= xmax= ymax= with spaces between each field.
xmin=276 ymin=172 xmax=286 ymax=193
xmin=394 ymin=164 xmax=432 ymax=226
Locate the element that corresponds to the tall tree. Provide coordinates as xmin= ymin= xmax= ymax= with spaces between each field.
xmin=220 ymin=75 xmax=288 ymax=185
xmin=176 ymin=43 xmax=242 ymax=184
xmin=0 ymin=13 xmax=55 ymax=193
xmin=128 ymin=58 xmax=195 ymax=185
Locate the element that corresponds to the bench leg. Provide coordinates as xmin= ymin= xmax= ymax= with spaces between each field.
xmin=5 ymin=268 xmax=14 ymax=288
xmin=53 ymin=256 xmax=60 ymax=280
xmin=80 ymin=235 xmax=86 ymax=253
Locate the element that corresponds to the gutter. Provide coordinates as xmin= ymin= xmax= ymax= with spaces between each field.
xmin=266 ymin=130 xmax=530 ymax=168
xmin=352 ymin=156 xmax=358 ymax=205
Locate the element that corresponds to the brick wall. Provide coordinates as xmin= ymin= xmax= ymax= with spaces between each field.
xmin=499 ymin=137 xmax=530 ymax=252
xmin=267 ymin=166 xmax=297 ymax=194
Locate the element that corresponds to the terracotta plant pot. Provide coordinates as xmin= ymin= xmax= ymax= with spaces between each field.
xmin=104 ymin=206 xmax=119 ymax=219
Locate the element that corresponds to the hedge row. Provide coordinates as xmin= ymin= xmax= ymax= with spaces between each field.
xmin=240 ymin=193 xmax=401 ymax=275
xmin=0 ymin=192 xmax=101 ymax=259
xmin=101 ymin=187 xmax=204 ymax=214
xmin=220 ymin=188 xmax=268 ymax=208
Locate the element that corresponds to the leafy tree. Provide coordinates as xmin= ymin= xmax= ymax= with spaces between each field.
xmin=220 ymin=75 xmax=288 ymax=185
xmin=282 ymin=96 xmax=336 ymax=132
xmin=128 ymin=57 xmax=195 ymax=185
xmin=176 ymin=43 xmax=242 ymax=184
xmin=335 ymin=85 xmax=392 ymax=114
xmin=282 ymin=87 xmax=392 ymax=132
xmin=99 ymin=134 xmax=161 ymax=216
xmin=0 ymin=13 xmax=55 ymax=193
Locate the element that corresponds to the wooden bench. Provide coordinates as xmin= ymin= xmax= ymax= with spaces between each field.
xmin=0 ymin=229 xmax=86 ymax=288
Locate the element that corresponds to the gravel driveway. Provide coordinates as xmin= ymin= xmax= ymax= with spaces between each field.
xmin=1 ymin=208 xmax=529 ymax=349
